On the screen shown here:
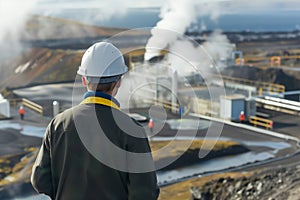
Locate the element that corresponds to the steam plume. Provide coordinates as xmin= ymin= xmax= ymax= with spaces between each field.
xmin=167 ymin=30 xmax=233 ymax=75
xmin=144 ymin=0 xmax=223 ymax=61
xmin=0 ymin=0 xmax=37 ymax=60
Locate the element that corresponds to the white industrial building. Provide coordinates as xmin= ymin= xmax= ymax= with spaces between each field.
xmin=0 ymin=94 xmax=10 ymax=118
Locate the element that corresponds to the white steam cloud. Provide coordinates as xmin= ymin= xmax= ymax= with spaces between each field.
xmin=0 ymin=0 xmax=37 ymax=59
xmin=145 ymin=0 xmax=300 ymax=62
xmin=144 ymin=0 xmax=224 ymax=61
xmin=168 ymin=31 xmax=233 ymax=75
xmin=0 ymin=0 xmax=129 ymax=60
xmin=0 ymin=0 xmax=37 ymax=40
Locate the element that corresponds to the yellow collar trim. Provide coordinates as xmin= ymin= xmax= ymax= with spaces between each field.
xmin=80 ymin=97 xmax=120 ymax=110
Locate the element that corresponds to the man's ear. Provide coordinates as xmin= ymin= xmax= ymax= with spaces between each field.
xmin=116 ymin=78 xmax=121 ymax=88
xmin=111 ymin=79 xmax=122 ymax=97
xmin=81 ymin=76 xmax=87 ymax=86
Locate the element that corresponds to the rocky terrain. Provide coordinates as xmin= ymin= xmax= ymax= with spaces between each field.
xmin=157 ymin=156 xmax=300 ymax=200
xmin=190 ymin=164 xmax=300 ymax=200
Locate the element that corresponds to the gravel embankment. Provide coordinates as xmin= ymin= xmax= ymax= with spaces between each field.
xmin=190 ymin=164 xmax=300 ymax=200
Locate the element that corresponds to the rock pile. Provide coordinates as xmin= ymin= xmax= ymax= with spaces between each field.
xmin=190 ymin=165 xmax=300 ymax=200
xmin=221 ymin=66 xmax=300 ymax=91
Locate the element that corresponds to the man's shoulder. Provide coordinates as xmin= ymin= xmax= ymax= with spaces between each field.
xmin=50 ymin=104 xmax=142 ymax=130
xmin=49 ymin=105 xmax=81 ymax=130
xmin=53 ymin=105 xmax=77 ymax=120
xmin=110 ymin=109 xmax=144 ymax=127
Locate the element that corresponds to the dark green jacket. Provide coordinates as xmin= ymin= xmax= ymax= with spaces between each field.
xmin=31 ymin=103 xmax=159 ymax=200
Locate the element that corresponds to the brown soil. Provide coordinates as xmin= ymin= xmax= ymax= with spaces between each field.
xmin=23 ymin=15 xmax=126 ymax=41
xmin=0 ymin=48 xmax=83 ymax=89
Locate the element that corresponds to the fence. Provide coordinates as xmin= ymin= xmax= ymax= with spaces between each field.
xmin=142 ymin=98 xmax=180 ymax=113
xmin=219 ymin=75 xmax=285 ymax=94
xmin=10 ymin=98 xmax=44 ymax=115
xmin=190 ymin=97 xmax=219 ymax=117
xmin=248 ymin=116 xmax=273 ymax=129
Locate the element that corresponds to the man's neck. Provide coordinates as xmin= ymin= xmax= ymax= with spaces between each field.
xmin=87 ymin=90 xmax=113 ymax=97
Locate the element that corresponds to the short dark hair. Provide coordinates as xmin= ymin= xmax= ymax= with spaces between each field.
xmin=85 ymin=75 xmax=121 ymax=92
xmin=87 ymin=81 xmax=117 ymax=92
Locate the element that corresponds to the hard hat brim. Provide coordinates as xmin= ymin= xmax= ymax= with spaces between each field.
xmin=77 ymin=62 xmax=128 ymax=77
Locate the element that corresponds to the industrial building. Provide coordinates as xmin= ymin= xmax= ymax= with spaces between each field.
xmin=0 ymin=94 xmax=10 ymax=118
xmin=124 ymin=48 xmax=300 ymax=130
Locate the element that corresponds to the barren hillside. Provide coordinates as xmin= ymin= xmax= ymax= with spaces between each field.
xmin=0 ymin=48 xmax=83 ymax=88
xmin=22 ymin=15 xmax=126 ymax=40
xmin=0 ymin=15 xmax=144 ymax=89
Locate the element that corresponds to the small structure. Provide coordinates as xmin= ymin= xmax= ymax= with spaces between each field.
xmin=270 ymin=56 xmax=281 ymax=67
xmin=245 ymin=98 xmax=256 ymax=119
xmin=220 ymin=94 xmax=245 ymax=121
xmin=232 ymin=51 xmax=243 ymax=66
xmin=171 ymin=70 xmax=178 ymax=113
xmin=0 ymin=94 xmax=10 ymax=118
xmin=53 ymin=101 xmax=60 ymax=116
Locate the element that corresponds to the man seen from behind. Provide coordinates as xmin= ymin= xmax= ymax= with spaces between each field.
xmin=31 ymin=42 xmax=159 ymax=200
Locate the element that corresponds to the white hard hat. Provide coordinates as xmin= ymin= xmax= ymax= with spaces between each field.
xmin=77 ymin=42 xmax=128 ymax=80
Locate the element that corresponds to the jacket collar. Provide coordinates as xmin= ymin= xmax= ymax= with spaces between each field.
xmin=83 ymin=91 xmax=120 ymax=107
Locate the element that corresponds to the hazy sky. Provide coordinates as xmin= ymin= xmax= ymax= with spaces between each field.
xmin=1 ymin=0 xmax=299 ymax=47
xmin=33 ymin=0 xmax=300 ymax=12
